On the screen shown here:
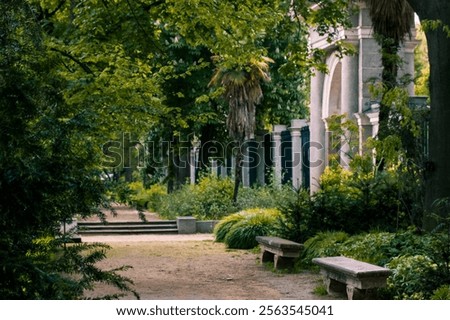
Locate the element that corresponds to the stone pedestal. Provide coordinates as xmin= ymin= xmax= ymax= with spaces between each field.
xmin=242 ymin=143 xmax=250 ymax=187
xmin=189 ymin=147 xmax=198 ymax=185
xmin=177 ymin=216 xmax=197 ymax=234
xmin=309 ymin=69 xmax=326 ymax=193
xmin=255 ymin=131 xmax=267 ymax=186
xmin=290 ymin=119 xmax=309 ymax=189
xmin=272 ymin=125 xmax=287 ymax=187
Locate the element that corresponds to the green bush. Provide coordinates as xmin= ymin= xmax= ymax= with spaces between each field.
xmin=300 ymin=231 xmax=349 ymax=266
xmin=275 ymin=188 xmax=310 ymax=242
xmin=338 ymin=232 xmax=396 ymax=265
xmin=225 ymin=209 xmax=281 ymax=249
xmin=151 ymin=175 xmax=292 ymax=220
xmin=214 ymin=212 xmax=247 ymax=243
xmin=238 ymin=184 xmax=287 ymax=210
xmin=300 ymin=229 xmax=450 ymax=299
xmin=214 ymin=208 xmax=281 ymax=249
xmin=431 ymin=285 xmax=450 ymax=300
xmin=308 ymin=165 xmax=411 ymax=235
xmin=129 ymin=182 xmax=167 ymax=211
xmin=156 ymin=175 xmax=237 ymax=220
xmin=386 ymin=255 xmax=437 ymax=299
xmin=301 ymin=229 xmax=431 ymax=267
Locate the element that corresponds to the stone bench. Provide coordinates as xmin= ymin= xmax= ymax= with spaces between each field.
xmin=256 ymin=236 xmax=303 ymax=269
xmin=312 ymin=256 xmax=392 ymax=300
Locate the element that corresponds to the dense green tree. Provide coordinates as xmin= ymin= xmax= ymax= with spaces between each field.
xmin=366 ymin=0 xmax=450 ymax=228
xmin=0 ymin=0 xmax=363 ymax=297
xmin=406 ymin=0 xmax=450 ymax=228
xmin=31 ymin=0 xmax=355 ymax=186
xmin=0 ymin=0 xmax=137 ymax=299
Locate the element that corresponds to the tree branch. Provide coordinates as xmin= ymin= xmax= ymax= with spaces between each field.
xmin=126 ymin=0 xmax=164 ymax=54
xmin=135 ymin=0 xmax=166 ymax=11
xmin=48 ymin=0 xmax=67 ymax=17
xmin=50 ymin=48 xmax=94 ymax=75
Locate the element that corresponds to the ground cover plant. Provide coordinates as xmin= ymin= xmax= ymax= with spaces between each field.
xmin=214 ymin=208 xmax=281 ymax=249
xmin=133 ymin=175 xmax=291 ymax=221
xmin=300 ymin=226 xmax=450 ymax=299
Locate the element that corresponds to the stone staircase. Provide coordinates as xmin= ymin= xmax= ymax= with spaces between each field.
xmin=77 ymin=220 xmax=178 ymax=235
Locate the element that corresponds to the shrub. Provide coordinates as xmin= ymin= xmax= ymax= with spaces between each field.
xmin=300 ymin=229 xmax=449 ymax=299
xmin=338 ymin=232 xmax=396 ymax=265
xmin=153 ymin=176 xmax=294 ymax=220
xmin=214 ymin=208 xmax=281 ymax=249
xmin=275 ymin=187 xmax=310 ymax=242
xmin=237 ymin=184 xmax=287 ymax=210
xmin=156 ymin=175 xmax=237 ymax=220
xmin=386 ymin=255 xmax=437 ymax=299
xmin=300 ymin=231 xmax=349 ymax=266
xmin=194 ymin=175 xmax=236 ymax=219
xmin=308 ymin=165 xmax=411 ymax=235
xmin=431 ymin=285 xmax=450 ymax=300
xmin=129 ymin=182 xmax=167 ymax=211
xmin=214 ymin=212 xmax=247 ymax=243
xmin=225 ymin=209 xmax=281 ymax=249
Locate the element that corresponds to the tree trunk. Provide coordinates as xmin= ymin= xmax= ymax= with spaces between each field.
xmin=232 ymin=140 xmax=244 ymax=203
xmin=378 ymin=36 xmax=400 ymax=147
xmin=408 ymin=0 xmax=450 ymax=229
xmin=423 ymin=28 xmax=450 ymax=229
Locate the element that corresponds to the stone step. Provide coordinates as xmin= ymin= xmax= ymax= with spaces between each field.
xmin=78 ymin=220 xmax=177 ymax=226
xmin=78 ymin=228 xmax=178 ymax=235
xmin=78 ymin=223 xmax=177 ymax=230
xmin=77 ymin=220 xmax=178 ymax=235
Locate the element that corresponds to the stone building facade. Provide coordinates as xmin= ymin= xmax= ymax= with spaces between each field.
xmin=308 ymin=1 xmax=418 ymax=191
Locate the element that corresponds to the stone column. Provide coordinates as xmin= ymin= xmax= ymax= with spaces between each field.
xmin=354 ymin=109 xmax=379 ymax=155
xmin=210 ymin=159 xmax=218 ymax=177
xmin=242 ymin=143 xmax=250 ymax=187
xmin=290 ymin=119 xmax=308 ymax=189
xmin=189 ymin=147 xmax=198 ymax=185
xmin=220 ymin=164 xmax=227 ymax=178
xmin=230 ymin=155 xmax=235 ymax=179
xmin=309 ymin=69 xmax=326 ymax=193
xmin=272 ymin=125 xmax=287 ymax=187
xmin=400 ymin=37 xmax=420 ymax=96
xmin=340 ymin=50 xmax=359 ymax=168
xmin=255 ymin=131 xmax=267 ymax=186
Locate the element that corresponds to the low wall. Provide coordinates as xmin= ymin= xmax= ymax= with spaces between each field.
xmin=177 ymin=217 xmax=218 ymax=234
xmin=196 ymin=220 xmax=219 ymax=233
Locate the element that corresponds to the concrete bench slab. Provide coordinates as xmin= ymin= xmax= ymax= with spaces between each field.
xmin=312 ymin=256 xmax=391 ymax=300
xmin=256 ymin=236 xmax=303 ymax=270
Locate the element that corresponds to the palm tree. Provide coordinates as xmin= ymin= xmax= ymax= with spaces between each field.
xmin=365 ymin=0 xmax=415 ymax=140
xmin=365 ymin=0 xmax=414 ymax=45
xmin=210 ymin=56 xmax=272 ymax=202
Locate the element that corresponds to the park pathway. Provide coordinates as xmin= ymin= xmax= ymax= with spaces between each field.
xmin=81 ymin=206 xmax=342 ymax=300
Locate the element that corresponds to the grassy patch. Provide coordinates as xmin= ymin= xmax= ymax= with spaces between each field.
xmin=313 ymin=284 xmax=328 ymax=296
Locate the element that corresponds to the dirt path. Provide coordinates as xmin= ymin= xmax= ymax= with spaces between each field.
xmin=81 ymin=206 xmax=343 ymax=300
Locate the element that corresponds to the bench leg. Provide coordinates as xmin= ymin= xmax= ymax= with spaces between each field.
xmin=347 ymin=286 xmax=368 ymax=300
xmin=261 ymin=250 xmax=274 ymax=263
xmin=346 ymin=286 xmax=377 ymax=300
xmin=274 ymin=255 xmax=294 ymax=270
xmin=346 ymin=285 xmax=357 ymax=300
xmin=324 ymin=277 xmax=346 ymax=295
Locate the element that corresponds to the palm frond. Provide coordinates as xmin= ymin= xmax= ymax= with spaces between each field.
xmin=365 ymin=0 xmax=414 ymax=42
xmin=210 ymin=56 xmax=272 ymax=140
